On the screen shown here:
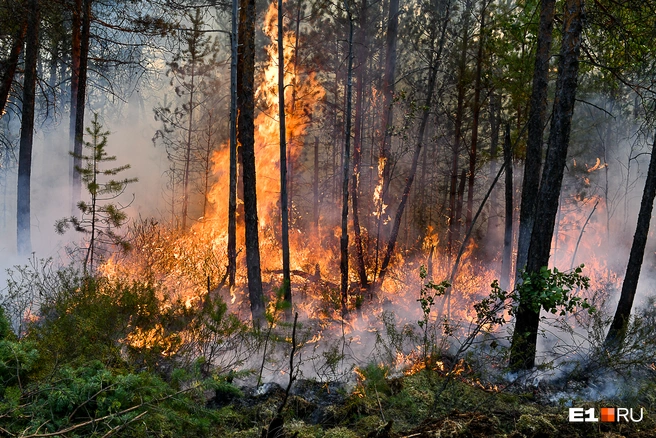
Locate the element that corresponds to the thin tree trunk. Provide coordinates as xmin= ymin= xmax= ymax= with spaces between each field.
xmin=509 ymin=0 xmax=583 ymax=370
xmin=500 ymin=124 xmax=513 ymax=290
xmin=182 ymin=45 xmax=196 ymax=230
xmin=227 ymin=0 xmax=238 ymax=288
xmin=605 ymin=137 xmax=656 ymax=348
xmin=17 ymin=0 xmax=38 ymax=256
xmin=447 ymin=1 xmax=472 ymax=257
xmin=70 ymin=0 xmax=82 ymax=213
xmin=377 ymin=0 xmax=399 ymax=209
xmin=239 ymin=0 xmax=265 ymax=325
xmin=373 ymin=0 xmax=400 ymax=274
xmin=73 ymin=0 xmax=91 ymax=215
xmin=340 ymin=10 xmax=355 ymax=318
xmin=86 ymin=141 xmax=98 ymax=272
xmin=352 ymin=0 xmax=369 ymax=290
xmin=486 ymin=93 xmax=502 ymax=251
xmin=278 ymin=0 xmax=292 ymax=318
xmin=515 ymin=0 xmax=556 ymax=280
xmin=202 ymin=111 xmax=214 ymax=218
xmin=0 ymin=19 xmax=27 ymax=119
xmin=466 ymin=0 xmax=487 ymax=231
xmin=454 ymin=168 xmax=467 ymax=248
xmin=313 ymin=137 xmax=319 ymax=229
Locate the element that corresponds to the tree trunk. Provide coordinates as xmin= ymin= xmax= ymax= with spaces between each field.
xmin=72 ymin=0 xmax=91 ymax=214
xmin=454 ymin=168 xmax=467 ymax=247
xmin=374 ymin=0 xmax=400 ymax=273
xmin=466 ymin=0 xmax=487 ymax=232
xmin=0 ymin=19 xmax=27 ymax=119
xmin=278 ymin=0 xmax=292 ymax=318
xmin=515 ymin=0 xmax=556 ymax=279
xmin=228 ymin=0 xmax=238 ymax=288
xmin=69 ymin=0 xmax=82 ymax=213
xmin=486 ymin=93 xmax=502 ymax=252
xmin=202 ymin=111 xmax=214 ymax=219
xmin=352 ymin=0 xmax=369 ymax=290
xmin=313 ymin=137 xmax=319 ymax=229
xmin=605 ymin=137 xmax=656 ymax=348
xmin=340 ymin=10 xmax=355 ymax=318
xmin=17 ymin=0 xmax=39 ymax=256
xmin=447 ymin=1 xmax=472 ymax=257
xmin=377 ymin=0 xmax=400 ymax=210
xmin=500 ymin=124 xmax=513 ymax=290
xmin=509 ymin=0 xmax=583 ymax=370
xmin=239 ymin=0 xmax=265 ymax=325
xmin=181 ymin=31 xmax=197 ymax=230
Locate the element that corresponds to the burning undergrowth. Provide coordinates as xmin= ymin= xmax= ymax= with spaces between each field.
xmin=3 ymin=228 xmax=656 ymax=437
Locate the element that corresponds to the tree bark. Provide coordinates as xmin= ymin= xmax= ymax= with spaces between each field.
xmin=509 ymin=0 xmax=583 ymax=370
xmin=604 ymin=137 xmax=656 ymax=348
xmin=340 ymin=9 xmax=355 ymax=318
xmin=352 ymin=0 xmax=369 ymax=290
xmin=373 ymin=0 xmax=400 ymax=274
xmin=486 ymin=93 xmax=502 ymax=252
xmin=0 ymin=19 xmax=27 ymax=119
xmin=447 ymin=0 xmax=472 ymax=257
xmin=377 ymin=0 xmax=400 ymax=209
xmin=72 ymin=0 xmax=92 ymax=215
xmin=239 ymin=0 xmax=265 ymax=325
xmin=313 ymin=137 xmax=319 ymax=229
xmin=454 ymin=168 xmax=467 ymax=247
xmin=466 ymin=0 xmax=487 ymax=231
xmin=500 ymin=124 xmax=513 ymax=291
xmin=227 ymin=0 xmax=238 ymax=288
xmin=69 ymin=0 xmax=82 ymax=213
xmin=17 ymin=0 xmax=39 ymax=256
xmin=278 ymin=0 xmax=292 ymax=318
xmin=515 ymin=0 xmax=556 ymax=280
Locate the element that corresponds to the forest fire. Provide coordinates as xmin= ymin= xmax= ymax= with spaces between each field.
xmin=6 ymin=0 xmax=656 ymax=434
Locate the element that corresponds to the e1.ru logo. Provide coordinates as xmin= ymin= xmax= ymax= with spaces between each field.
xmin=568 ymin=407 xmax=644 ymax=423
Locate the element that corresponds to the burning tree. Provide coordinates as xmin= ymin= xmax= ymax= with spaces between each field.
xmin=56 ymin=114 xmax=137 ymax=272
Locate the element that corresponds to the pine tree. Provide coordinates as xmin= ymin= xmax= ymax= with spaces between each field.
xmin=56 ymin=113 xmax=137 ymax=272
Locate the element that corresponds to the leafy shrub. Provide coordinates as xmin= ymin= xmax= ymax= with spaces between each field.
xmin=0 ymin=359 xmax=228 ymax=437
xmin=0 ymin=307 xmax=39 ymax=397
xmin=26 ymin=270 xmax=192 ymax=374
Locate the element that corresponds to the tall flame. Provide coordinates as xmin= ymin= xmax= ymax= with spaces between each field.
xmin=204 ymin=1 xmax=324 ymax=261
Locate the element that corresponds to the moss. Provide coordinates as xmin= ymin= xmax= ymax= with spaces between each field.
xmin=353 ymin=415 xmax=384 ymax=434
xmin=285 ymin=419 xmax=323 ymax=438
xmin=230 ymin=427 xmax=262 ymax=438
xmin=323 ymin=426 xmax=359 ymax=438
xmin=516 ymin=413 xmax=558 ymax=438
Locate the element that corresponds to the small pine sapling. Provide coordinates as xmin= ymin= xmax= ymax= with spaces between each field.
xmin=56 ymin=113 xmax=137 ymax=272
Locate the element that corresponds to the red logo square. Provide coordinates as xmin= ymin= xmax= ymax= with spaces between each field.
xmin=601 ymin=407 xmax=615 ymax=423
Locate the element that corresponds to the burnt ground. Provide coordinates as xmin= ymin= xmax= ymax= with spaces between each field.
xmin=206 ymin=369 xmax=656 ymax=438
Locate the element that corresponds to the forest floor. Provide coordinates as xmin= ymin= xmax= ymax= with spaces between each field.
xmin=211 ymin=364 xmax=656 ymax=438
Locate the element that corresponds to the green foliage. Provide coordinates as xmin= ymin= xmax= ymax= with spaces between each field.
xmin=515 ymin=264 xmax=594 ymax=317
xmin=0 ymin=262 xmax=251 ymax=437
xmin=182 ymin=292 xmax=250 ymax=377
xmin=357 ymin=363 xmax=391 ymax=396
xmin=0 ymin=306 xmax=11 ymax=340
xmin=26 ymin=270 xmax=190 ymax=373
xmin=0 ymin=309 xmax=38 ymax=396
xmin=56 ymin=113 xmax=137 ymax=271
xmin=417 ymin=265 xmax=450 ymax=331
xmin=0 ymin=359 xmax=228 ymax=437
